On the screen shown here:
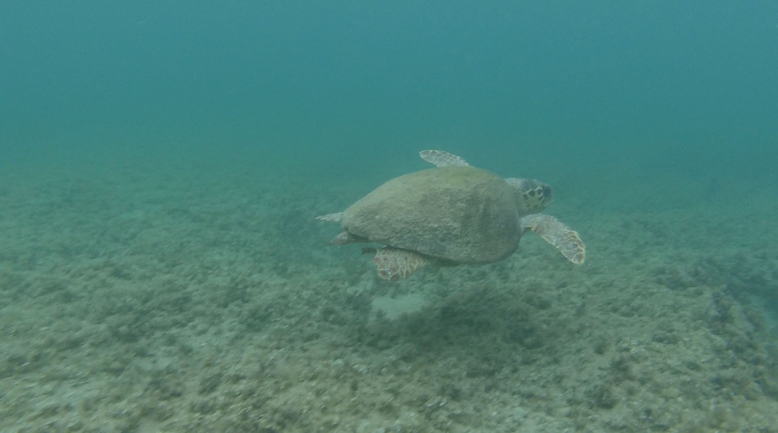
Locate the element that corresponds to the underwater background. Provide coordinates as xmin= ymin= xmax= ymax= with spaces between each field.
xmin=1 ymin=1 xmax=777 ymax=432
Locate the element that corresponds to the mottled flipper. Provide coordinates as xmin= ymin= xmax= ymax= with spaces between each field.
xmin=373 ymin=247 xmax=429 ymax=281
xmin=520 ymin=214 xmax=585 ymax=264
xmin=419 ymin=150 xmax=470 ymax=167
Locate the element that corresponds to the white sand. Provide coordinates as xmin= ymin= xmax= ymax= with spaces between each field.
xmin=0 ymin=156 xmax=776 ymax=432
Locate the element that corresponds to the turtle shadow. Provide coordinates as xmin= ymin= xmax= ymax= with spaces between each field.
xmin=359 ymin=283 xmax=564 ymax=374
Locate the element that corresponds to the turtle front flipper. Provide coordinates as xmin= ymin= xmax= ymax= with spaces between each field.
xmin=520 ymin=214 xmax=585 ymax=265
xmin=373 ymin=247 xmax=430 ymax=281
xmin=419 ymin=150 xmax=470 ymax=167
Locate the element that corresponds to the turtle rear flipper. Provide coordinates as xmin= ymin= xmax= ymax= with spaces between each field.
xmin=373 ymin=247 xmax=430 ymax=281
xmin=521 ymin=214 xmax=585 ymax=264
xmin=330 ymin=231 xmax=368 ymax=245
xmin=316 ymin=212 xmax=344 ymax=222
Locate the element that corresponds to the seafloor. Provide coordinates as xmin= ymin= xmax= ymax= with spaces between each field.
xmin=1 ymin=154 xmax=777 ymax=433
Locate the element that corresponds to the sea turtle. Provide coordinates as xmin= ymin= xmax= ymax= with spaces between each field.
xmin=316 ymin=150 xmax=585 ymax=281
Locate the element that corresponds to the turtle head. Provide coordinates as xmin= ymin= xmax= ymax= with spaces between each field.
xmin=504 ymin=178 xmax=554 ymax=215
